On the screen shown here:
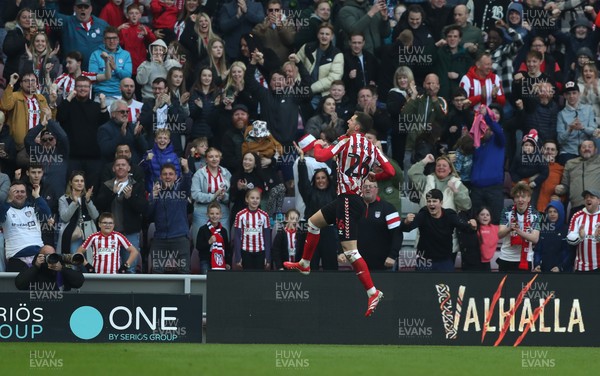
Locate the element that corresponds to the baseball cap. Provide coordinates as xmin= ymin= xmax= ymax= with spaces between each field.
xmin=232 ymin=104 xmax=249 ymax=114
xmin=75 ymin=0 xmax=92 ymax=6
xmin=582 ymin=189 xmax=600 ymax=199
xmin=564 ymin=81 xmax=579 ymax=93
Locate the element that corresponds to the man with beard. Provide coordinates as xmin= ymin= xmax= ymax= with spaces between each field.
xmin=401 ymin=188 xmax=476 ymax=271
xmin=221 ymin=104 xmax=251 ymax=172
xmin=117 ymin=78 xmax=144 ymax=123
xmin=1 ymin=181 xmax=51 ymax=272
xmin=497 ymin=182 xmax=542 ymax=271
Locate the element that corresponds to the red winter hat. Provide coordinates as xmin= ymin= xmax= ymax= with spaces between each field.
xmin=522 ymin=129 xmax=539 ymax=147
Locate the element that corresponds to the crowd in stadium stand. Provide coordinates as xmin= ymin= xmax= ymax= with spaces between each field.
xmin=1 ymin=0 xmax=600 ymax=278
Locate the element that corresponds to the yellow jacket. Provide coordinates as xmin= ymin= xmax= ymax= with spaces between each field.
xmin=0 ymin=85 xmax=55 ymax=148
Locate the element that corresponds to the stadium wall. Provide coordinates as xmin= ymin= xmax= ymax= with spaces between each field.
xmin=207 ymin=271 xmax=596 ymax=347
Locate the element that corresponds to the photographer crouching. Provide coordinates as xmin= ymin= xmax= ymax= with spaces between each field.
xmin=15 ymin=245 xmax=85 ymax=291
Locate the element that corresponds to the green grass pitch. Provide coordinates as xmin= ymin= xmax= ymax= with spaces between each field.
xmin=2 ymin=343 xmax=600 ymax=375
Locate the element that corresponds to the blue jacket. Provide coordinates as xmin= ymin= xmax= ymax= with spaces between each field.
xmin=97 ymin=119 xmax=148 ymax=165
xmin=471 ymin=113 xmax=506 ymax=188
xmin=140 ymin=142 xmax=181 ymax=193
xmin=148 ymin=172 xmax=191 ymax=239
xmin=89 ymin=45 xmax=132 ymax=97
xmin=53 ymin=13 xmax=108 ymax=70
xmin=534 ymin=200 xmax=570 ymax=272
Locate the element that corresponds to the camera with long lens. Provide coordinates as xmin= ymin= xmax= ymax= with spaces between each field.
xmin=45 ymin=253 xmax=85 ymax=266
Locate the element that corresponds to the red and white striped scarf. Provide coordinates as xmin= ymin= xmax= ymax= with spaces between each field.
xmin=510 ymin=205 xmax=533 ymax=271
xmin=208 ymin=222 xmax=226 ymax=270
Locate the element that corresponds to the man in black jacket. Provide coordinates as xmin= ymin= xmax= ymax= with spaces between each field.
xmin=244 ymin=51 xmax=312 ymax=182
xmin=400 ymin=189 xmax=476 ymax=271
xmin=343 ymin=32 xmax=378 ymax=104
xmin=56 ymin=76 xmax=109 ymax=191
xmin=95 ymin=157 xmax=147 ymax=273
xmin=97 ymin=99 xmax=148 ymax=165
xmin=221 ymin=104 xmax=251 ymax=172
xmin=356 ymin=181 xmax=403 ymax=270
xmin=15 ymin=246 xmax=84 ymax=291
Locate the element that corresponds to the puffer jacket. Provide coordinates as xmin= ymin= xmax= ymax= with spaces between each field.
xmin=296 ymin=42 xmax=344 ymax=95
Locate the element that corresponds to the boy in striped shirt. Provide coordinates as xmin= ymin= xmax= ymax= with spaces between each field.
xmin=285 ymin=112 xmax=395 ymax=317
xmin=77 ymin=212 xmax=139 ymax=274
xmin=51 ymin=50 xmax=111 ymax=100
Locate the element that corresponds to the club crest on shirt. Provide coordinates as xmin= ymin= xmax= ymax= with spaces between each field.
xmin=375 ymin=211 xmax=381 ymax=219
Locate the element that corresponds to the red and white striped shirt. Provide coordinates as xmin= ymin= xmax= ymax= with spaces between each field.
xmin=286 ymin=228 xmax=296 ymax=261
xmin=82 ymin=231 xmax=132 ymax=274
xmin=234 ymin=208 xmax=270 ymax=252
xmin=459 ymin=69 xmax=506 ymax=109
xmin=26 ymin=97 xmax=40 ymax=129
xmin=315 ymin=133 xmax=391 ymax=195
xmin=54 ymin=72 xmax=97 ymax=99
xmin=568 ymin=208 xmax=600 ymax=271
xmin=206 ymin=166 xmax=225 ymax=194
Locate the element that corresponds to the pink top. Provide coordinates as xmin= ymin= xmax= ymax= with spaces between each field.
xmin=478 ymin=224 xmax=499 ymax=263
